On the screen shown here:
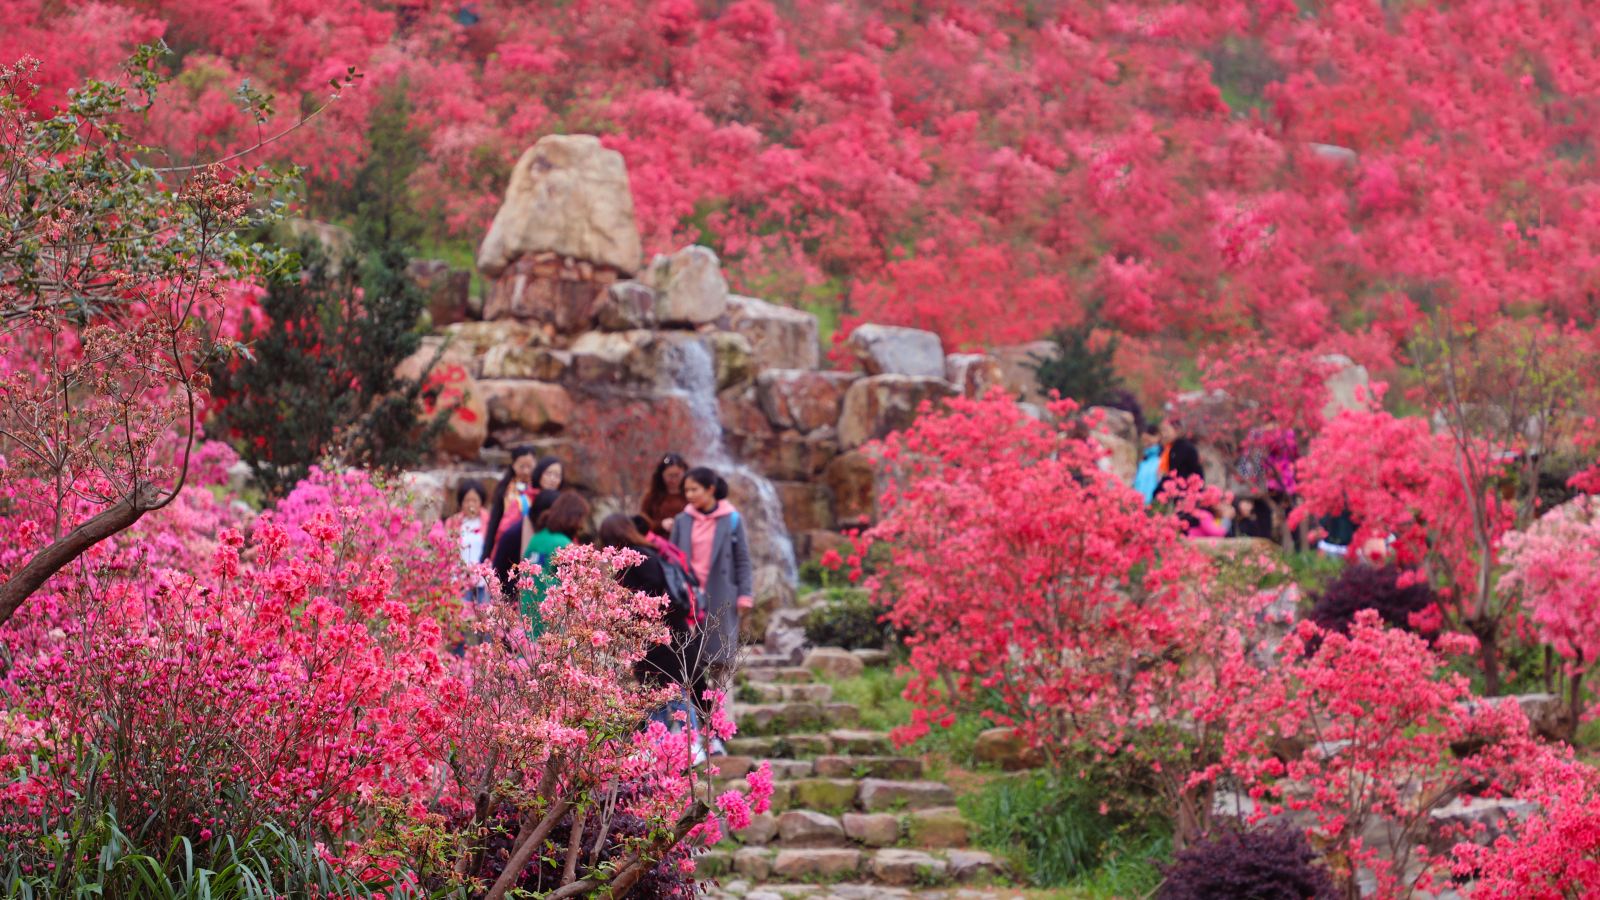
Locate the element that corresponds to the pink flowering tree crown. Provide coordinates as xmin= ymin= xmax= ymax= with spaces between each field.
xmin=1499 ymin=495 xmax=1600 ymax=728
xmin=866 ymin=391 xmax=1275 ymax=844
xmin=1209 ymin=611 xmax=1539 ymax=898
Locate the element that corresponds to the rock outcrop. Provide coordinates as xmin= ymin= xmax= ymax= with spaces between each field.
xmin=477 ymin=135 xmax=643 ymax=279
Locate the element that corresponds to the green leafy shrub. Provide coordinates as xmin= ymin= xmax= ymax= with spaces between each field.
xmin=210 ymin=85 xmax=442 ymax=498
xmin=1028 ymin=322 xmax=1123 ymax=407
xmin=2 ymin=812 xmax=425 ymax=899
xmin=209 ymin=233 xmax=442 ymax=498
xmin=803 ymin=588 xmax=892 ymax=650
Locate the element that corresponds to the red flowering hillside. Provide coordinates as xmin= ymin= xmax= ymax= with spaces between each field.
xmin=8 ymin=0 xmax=1599 ymax=365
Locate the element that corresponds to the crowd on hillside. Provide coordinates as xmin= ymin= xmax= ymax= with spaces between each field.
xmin=435 ymin=410 xmax=1389 ymax=766
xmin=1133 ymin=414 xmax=1379 ymax=557
xmin=444 ymin=449 xmax=749 ymax=765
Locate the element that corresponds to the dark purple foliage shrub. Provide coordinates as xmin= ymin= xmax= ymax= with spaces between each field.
xmin=1158 ymin=826 xmax=1337 ymax=900
xmin=1308 ymin=563 xmax=1438 ymax=637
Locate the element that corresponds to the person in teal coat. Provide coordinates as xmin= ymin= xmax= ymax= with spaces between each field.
xmin=520 ymin=491 xmax=590 ymax=635
xmin=1133 ymin=424 xmax=1162 ymax=504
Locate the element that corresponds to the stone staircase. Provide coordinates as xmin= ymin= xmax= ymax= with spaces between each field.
xmin=698 ymin=651 xmax=1015 ymax=900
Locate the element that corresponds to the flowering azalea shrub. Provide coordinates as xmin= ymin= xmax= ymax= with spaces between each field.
xmin=0 ymin=504 xmax=457 ymax=868
xmin=866 ymin=392 xmax=1271 ymax=841
xmin=0 ymin=469 xmax=766 ymax=893
xmin=1499 ymin=495 xmax=1600 ymax=722
xmin=9 ymin=0 xmax=1600 ymax=374
xmin=1207 ymin=612 xmax=1537 ymax=898
xmin=1452 ymin=746 xmax=1600 ymax=898
xmin=1290 ymin=400 xmax=1521 ymax=685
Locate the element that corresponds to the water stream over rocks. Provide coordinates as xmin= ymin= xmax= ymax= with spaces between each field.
xmin=660 ymin=336 xmax=799 ymax=596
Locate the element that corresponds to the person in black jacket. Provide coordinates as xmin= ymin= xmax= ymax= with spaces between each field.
xmin=598 ymin=514 xmax=707 ymax=756
xmin=490 ymin=489 xmax=560 ymax=601
xmin=1157 ymin=417 xmax=1206 ymax=531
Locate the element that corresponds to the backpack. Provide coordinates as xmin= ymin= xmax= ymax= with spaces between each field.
xmin=659 ymin=557 xmax=700 ymax=628
xmin=648 ymin=534 xmax=701 ymax=628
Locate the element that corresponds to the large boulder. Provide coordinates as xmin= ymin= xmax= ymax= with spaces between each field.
xmin=441 ymin=320 xmax=545 ymax=362
xmin=480 ymin=252 xmax=617 ymax=330
xmin=837 ymin=375 xmax=957 ymax=450
xmin=640 ymin=245 xmax=728 ymax=325
xmin=708 ymin=330 xmax=755 ymax=391
xmin=992 ymin=340 xmax=1056 ymax=403
xmin=480 ymin=380 xmax=574 ymax=436
xmin=732 ymin=429 xmax=840 ymax=482
xmin=395 ymin=339 xmax=488 ymax=460
xmin=1321 ymin=353 xmax=1371 ymax=419
xmin=724 ymin=295 xmax=820 ymax=371
xmin=482 ymin=345 xmax=571 ymax=381
xmin=843 ymin=324 xmax=946 ymax=378
xmin=1088 ymin=407 xmax=1138 ymax=484
xmin=560 ymin=391 xmax=701 ymax=499
xmin=946 ymin=353 xmax=1005 ymax=399
xmin=595 ymin=280 xmax=657 ymax=331
xmin=823 ymin=450 xmax=880 ymax=527
xmin=476 ymin=134 xmax=643 ymax=278
xmin=567 ymin=330 xmax=662 ymax=385
xmin=407 ymin=259 xmax=472 ymax=328
xmin=974 ymin=728 xmax=1044 ymax=771
xmin=757 ymin=370 xmax=858 ymax=433
xmin=774 ymin=481 xmax=831 ymax=535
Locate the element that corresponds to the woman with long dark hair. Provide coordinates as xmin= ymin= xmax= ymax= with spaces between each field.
xmin=670 ymin=466 xmax=751 ymax=755
xmin=490 ymin=488 xmax=558 ymax=600
xmin=599 ymin=514 xmax=707 ymax=758
xmin=519 ymin=491 xmax=590 ymax=634
xmin=641 ymin=452 xmax=689 ymax=536
xmin=448 ymin=481 xmax=491 ymax=605
xmin=482 ymin=447 xmax=537 ymax=562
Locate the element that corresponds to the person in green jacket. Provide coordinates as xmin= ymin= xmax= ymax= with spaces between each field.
xmin=519 ymin=490 xmax=590 ymax=635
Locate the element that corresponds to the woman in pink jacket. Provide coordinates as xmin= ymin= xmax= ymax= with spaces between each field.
xmin=670 ymin=466 xmax=753 ymax=755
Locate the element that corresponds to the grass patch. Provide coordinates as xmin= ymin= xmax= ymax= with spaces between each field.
xmin=416 ymin=235 xmax=485 ymax=299
xmin=1283 ymin=550 xmax=1345 ymax=600
xmin=824 ymin=666 xmax=913 ymax=734
xmin=819 ymin=667 xmax=991 ymax=765
xmin=961 ymin=770 xmax=1170 ymax=893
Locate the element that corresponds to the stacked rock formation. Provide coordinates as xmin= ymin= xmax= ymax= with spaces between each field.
xmin=403 ymin=135 xmax=1157 ymax=629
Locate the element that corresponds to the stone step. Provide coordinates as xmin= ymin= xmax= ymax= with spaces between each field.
xmin=812 ymin=754 xmax=924 ymax=780
xmin=698 ymin=846 xmax=1007 ymax=887
xmin=727 ymin=729 xmax=893 ymax=760
xmin=903 ymin=806 xmax=972 ymax=848
xmin=858 ymin=778 xmax=956 ymax=812
xmin=715 ymin=756 xmax=815 ymax=780
xmin=742 ymin=652 xmax=796 ymax=669
xmin=735 ymin=808 xmax=975 ymax=851
xmin=719 ymin=778 xmax=961 ymax=816
xmin=733 ymin=702 xmax=860 ymax=736
xmin=742 ymin=666 xmax=816 ymax=684
xmin=744 ymin=681 xmax=836 ymax=703
xmin=852 ymin=648 xmax=891 ymax=668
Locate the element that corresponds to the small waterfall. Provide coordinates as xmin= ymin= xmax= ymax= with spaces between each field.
xmin=659 ymin=338 xmax=798 ymax=587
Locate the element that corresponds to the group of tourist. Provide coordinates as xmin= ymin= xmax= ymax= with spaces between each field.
xmin=446 ymin=447 xmax=753 ymax=762
xmin=1131 ymin=414 xmax=1375 ymax=555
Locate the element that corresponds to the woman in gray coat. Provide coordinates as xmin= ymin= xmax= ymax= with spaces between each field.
xmin=671 ymin=466 xmax=753 ymax=665
xmin=671 ymin=466 xmax=752 ymax=754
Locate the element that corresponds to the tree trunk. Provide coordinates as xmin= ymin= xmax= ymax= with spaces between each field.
xmin=0 ymin=498 xmax=144 ymax=627
xmin=544 ymin=801 xmax=710 ymax=900
xmin=483 ymin=800 xmax=572 ymax=900
xmin=1478 ymin=626 xmax=1502 ymax=696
